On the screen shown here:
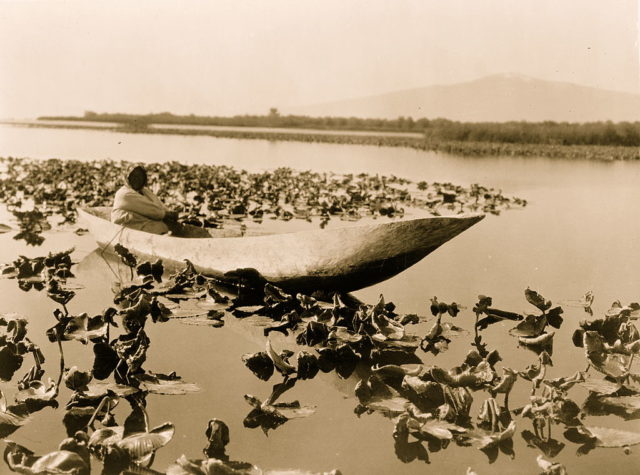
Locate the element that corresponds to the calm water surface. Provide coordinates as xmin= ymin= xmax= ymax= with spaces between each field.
xmin=0 ymin=124 xmax=639 ymax=474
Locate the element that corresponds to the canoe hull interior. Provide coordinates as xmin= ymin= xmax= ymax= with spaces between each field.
xmin=79 ymin=207 xmax=484 ymax=292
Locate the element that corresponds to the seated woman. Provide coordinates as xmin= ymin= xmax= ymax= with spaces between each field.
xmin=111 ymin=165 xmax=179 ymax=234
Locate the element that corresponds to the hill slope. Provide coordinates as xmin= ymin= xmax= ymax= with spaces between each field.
xmin=289 ymin=74 xmax=640 ymax=122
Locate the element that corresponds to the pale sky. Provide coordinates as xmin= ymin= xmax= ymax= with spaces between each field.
xmin=0 ymin=0 xmax=638 ymax=118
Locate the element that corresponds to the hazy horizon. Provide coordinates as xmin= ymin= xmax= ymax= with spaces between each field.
xmin=1 ymin=0 xmax=638 ymax=119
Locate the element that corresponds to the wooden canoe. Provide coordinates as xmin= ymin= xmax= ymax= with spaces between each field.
xmin=78 ymin=207 xmax=484 ymax=293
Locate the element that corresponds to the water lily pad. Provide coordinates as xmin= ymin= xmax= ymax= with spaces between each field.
xmin=63 ymin=366 xmax=92 ymax=391
xmin=580 ymin=377 xmax=622 ymax=395
xmin=521 ymin=431 xmax=565 ymax=458
xmin=4 ymin=441 xmax=89 ymax=475
xmin=418 ymin=418 xmax=466 ymax=440
xmin=574 ymin=425 xmax=640 ymax=448
xmin=15 ymin=379 xmax=58 ymax=409
xmin=430 ymin=361 xmax=495 ymax=389
xmin=135 ymin=372 xmax=200 ymax=395
xmin=371 ymin=313 xmax=405 ymax=341
xmin=265 ymin=339 xmax=296 ymax=376
xmin=525 ymin=288 xmax=552 ymax=311
xmin=242 ymin=351 xmax=275 ymax=381
xmin=518 ymin=331 xmax=555 ymax=347
xmin=510 ymin=314 xmax=547 ymax=338
xmin=537 ymin=454 xmax=567 ymax=475
xmin=296 ymin=351 xmax=319 ymax=380
xmin=49 ymin=312 xmax=108 ymax=344
xmin=470 ymin=420 xmax=517 ymax=449
xmin=83 ymin=381 xmax=138 ymax=398
xmin=0 ymin=345 xmax=24 ymax=381
xmin=585 ymin=395 xmax=640 ymax=419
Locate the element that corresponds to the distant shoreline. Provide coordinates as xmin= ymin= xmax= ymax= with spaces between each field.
xmin=4 ymin=120 xmax=639 ymax=161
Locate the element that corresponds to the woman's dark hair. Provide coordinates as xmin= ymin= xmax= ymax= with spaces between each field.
xmin=127 ymin=166 xmax=147 ymax=191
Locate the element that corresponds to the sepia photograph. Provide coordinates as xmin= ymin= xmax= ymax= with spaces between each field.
xmin=0 ymin=1 xmax=639 ymax=473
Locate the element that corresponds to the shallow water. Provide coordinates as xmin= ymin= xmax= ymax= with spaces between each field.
xmin=0 ymin=124 xmax=639 ymax=474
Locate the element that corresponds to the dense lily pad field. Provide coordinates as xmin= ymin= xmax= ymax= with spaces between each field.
xmin=0 ymin=157 xmax=638 ymax=474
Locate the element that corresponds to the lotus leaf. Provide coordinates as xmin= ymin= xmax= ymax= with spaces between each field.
xmin=568 ymin=425 xmax=640 ymax=448
xmin=417 ymin=417 xmax=466 ymax=440
xmin=400 ymin=314 xmax=420 ymax=325
xmin=545 ymin=306 xmax=564 ymax=329
xmin=473 ymin=295 xmax=493 ymax=314
xmin=0 ymin=390 xmax=30 ymax=438
xmin=606 ymin=301 xmax=640 ymax=319
xmin=392 ymin=413 xmax=430 ymax=464
xmin=519 ymin=331 xmax=555 ymax=347
xmin=63 ymin=367 xmax=93 ymax=391
xmin=477 ymin=398 xmax=502 ymax=432
xmin=430 ymin=361 xmax=495 ymax=389
xmin=491 ymin=368 xmax=518 ymax=396
xmin=88 ymin=426 xmax=125 ymax=453
xmin=242 ymin=351 xmax=275 ymax=381
xmin=114 ymin=243 xmax=137 ymax=268
xmin=355 ymin=374 xmax=400 ymax=402
xmin=135 ymin=372 xmax=200 ymax=395
xmin=536 ymin=454 xmax=567 ymax=475
xmin=316 ymin=347 xmax=339 ymax=373
xmin=136 ymin=259 xmax=164 ymax=282
xmin=150 ymin=296 xmax=172 ymax=323
xmin=438 ymin=386 xmax=473 ymax=421
xmin=544 ymin=371 xmax=585 ymax=392
xmin=296 ymin=351 xmax=319 ymax=380
xmin=401 ymin=377 xmax=445 ymax=408
xmin=47 ymin=278 xmax=76 ymax=305
xmin=623 ymin=374 xmax=640 ymax=392
xmin=579 ymin=377 xmax=621 ymax=395
xmin=583 ymin=332 xmax=629 ymax=378
xmin=335 ymin=344 xmax=359 ymax=378
xmin=92 ymin=342 xmax=119 ymax=380
xmin=373 ymin=364 xmax=423 ymax=379
xmin=200 ymin=420 xmax=230 ymax=463
xmin=120 ymin=293 xmax=153 ymax=334
xmin=4 ymin=441 xmax=89 ymax=475
xmin=82 ymin=381 xmax=138 ymax=398
xmin=525 ymin=288 xmax=552 ymax=312
xmin=49 ymin=313 xmax=109 ymax=344
xmin=520 ymin=393 xmax=580 ymax=425
xmin=167 ymin=455 xmax=246 ymax=474
xmin=296 ymin=321 xmax=330 ymax=347
xmin=520 ymin=430 xmax=565 ymax=458
xmin=583 ymin=394 xmax=640 ymax=420
xmin=206 ymin=286 xmax=230 ymax=304
xmin=112 ymin=329 xmax=150 ymax=378
xmin=371 ymin=313 xmax=405 ymax=341
xmin=473 ymin=420 xmax=517 ymax=449
xmin=264 ymin=340 xmax=296 ymax=376
xmin=243 ymin=394 xmax=315 ymax=434
xmin=15 ymin=379 xmax=58 ymax=409
xmin=0 ymin=344 xmax=24 ymax=381
xmin=296 ymin=293 xmax=318 ymax=311
xmin=510 ymin=314 xmax=547 ymax=338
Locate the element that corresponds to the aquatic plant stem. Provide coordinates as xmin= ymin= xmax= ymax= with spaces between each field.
xmin=86 ymin=396 xmax=111 ymax=430
xmin=54 ymin=329 xmax=65 ymax=396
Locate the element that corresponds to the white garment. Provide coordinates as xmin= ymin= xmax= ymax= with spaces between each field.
xmin=111 ymin=185 xmax=169 ymax=234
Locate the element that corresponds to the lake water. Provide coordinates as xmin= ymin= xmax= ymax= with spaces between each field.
xmin=0 ymin=123 xmax=639 ymax=474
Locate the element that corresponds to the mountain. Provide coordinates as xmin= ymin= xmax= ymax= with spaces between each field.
xmin=287 ymin=74 xmax=640 ymax=122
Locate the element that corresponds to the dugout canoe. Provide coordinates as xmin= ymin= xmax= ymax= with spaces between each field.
xmin=78 ymin=207 xmax=484 ymax=293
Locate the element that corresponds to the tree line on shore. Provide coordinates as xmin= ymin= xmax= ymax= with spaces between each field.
xmin=38 ymin=110 xmax=640 ymax=147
